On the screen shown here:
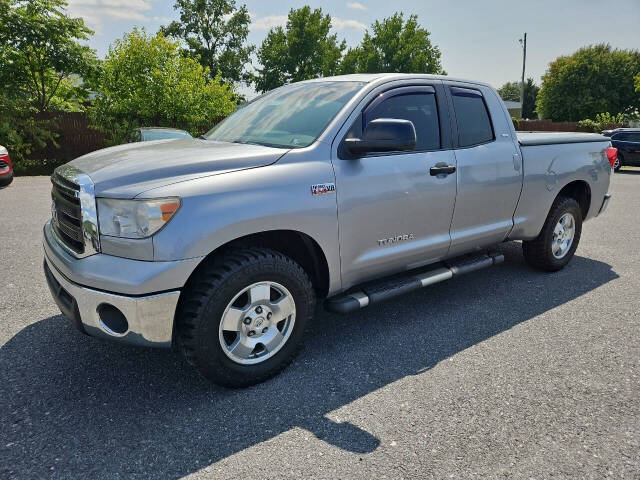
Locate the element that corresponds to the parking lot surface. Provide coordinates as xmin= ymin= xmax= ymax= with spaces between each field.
xmin=1 ymin=172 xmax=639 ymax=479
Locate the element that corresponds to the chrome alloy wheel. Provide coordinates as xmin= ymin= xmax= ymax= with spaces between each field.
xmin=218 ymin=281 xmax=296 ymax=365
xmin=552 ymin=213 xmax=575 ymax=259
xmin=613 ymin=157 xmax=620 ymax=170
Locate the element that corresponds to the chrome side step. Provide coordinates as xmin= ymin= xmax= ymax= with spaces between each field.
xmin=324 ymin=252 xmax=504 ymax=314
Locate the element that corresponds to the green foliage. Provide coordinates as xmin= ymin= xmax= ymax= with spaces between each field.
xmin=522 ymin=78 xmax=539 ymax=119
xmin=161 ymin=0 xmax=253 ymax=85
xmin=340 ymin=13 xmax=444 ymax=75
xmin=576 ymin=112 xmax=625 ymax=133
xmin=90 ymin=29 xmax=237 ymax=145
xmin=511 ymin=116 xmax=521 ymax=130
xmin=498 ymin=81 xmax=520 ymax=102
xmin=636 ymin=74 xmax=640 ymax=92
xmin=0 ymin=0 xmax=96 ymax=168
xmin=536 ymin=44 xmax=640 ymax=121
xmin=498 ymin=79 xmax=539 ymax=119
xmin=254 ymin=6 xmax=346 ymax=93
xmin=0 ymin=0 xmax=98 ymax=113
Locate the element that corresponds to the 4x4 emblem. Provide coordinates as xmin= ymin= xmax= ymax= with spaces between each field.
xmin=311 ymin=183 xmax=335 ymax=196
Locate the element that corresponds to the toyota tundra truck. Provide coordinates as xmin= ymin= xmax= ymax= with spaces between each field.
xmin=43 ymin=74 xmax=616 ymax=387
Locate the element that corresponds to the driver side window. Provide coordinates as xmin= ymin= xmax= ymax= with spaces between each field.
xmin=364 ymin=92 xmax=441 ymax=151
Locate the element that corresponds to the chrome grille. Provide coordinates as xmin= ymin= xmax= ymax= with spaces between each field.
xmin=51 ymin=174 xmax=84 ymax=254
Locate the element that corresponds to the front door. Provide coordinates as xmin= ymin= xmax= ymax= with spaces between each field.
xmin=333 ymin=84 xmax=458 ymax=289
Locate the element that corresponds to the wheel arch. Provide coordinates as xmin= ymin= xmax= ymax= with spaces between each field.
xmin=556 ymin=180 xmax=591 ymax=220
xmin=183 ymin=229 xmax=331 ymax=299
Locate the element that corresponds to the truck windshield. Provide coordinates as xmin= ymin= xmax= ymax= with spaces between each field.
xmin=204 ymin=81 xmax=364 ymax=149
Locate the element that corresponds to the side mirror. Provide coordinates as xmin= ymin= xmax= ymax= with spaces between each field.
xmin=345 ymin=118 xmax=416 ymax=156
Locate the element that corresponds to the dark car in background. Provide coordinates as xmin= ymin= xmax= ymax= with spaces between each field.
xmin=0 ymin=145 xmax=13 ymax=187
xmin=128 ymin=127 xmax=193 ymax=143
xmin=602 ymin=128 xmax=640 ymax=171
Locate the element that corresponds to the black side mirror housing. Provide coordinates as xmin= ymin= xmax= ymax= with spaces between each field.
xmin=345 ymin=118 xmax=417 ymax=156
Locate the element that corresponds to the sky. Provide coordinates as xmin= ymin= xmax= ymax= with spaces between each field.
xmin=65 ymin=0 xmax=640 ymax=94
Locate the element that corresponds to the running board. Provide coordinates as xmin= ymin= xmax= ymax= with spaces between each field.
xmin=324 ymin=252 xmax=504 ymax=314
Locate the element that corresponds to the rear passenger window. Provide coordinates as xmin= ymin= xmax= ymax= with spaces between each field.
xmin=451 ymin=87 xmax=494 ymax=147
xmin=364 ymin=92 xmax=441 ymax=151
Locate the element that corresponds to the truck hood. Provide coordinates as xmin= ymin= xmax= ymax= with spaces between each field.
xmin=69 ymin=138 xmax=288 ymax=198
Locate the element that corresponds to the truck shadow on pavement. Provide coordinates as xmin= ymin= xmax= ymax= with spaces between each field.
xmin=0 ymin=242 xmax=618 ymax=479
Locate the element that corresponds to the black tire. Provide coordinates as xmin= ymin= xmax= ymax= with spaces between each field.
xmin=176 ymin=247 xmax=315 ymax=387
xmin=0 ymin=173 xmax=13 ymax=188
xmin=522 ymin=196 xmax=583 ymax=272
xmin=614 ymin=153 xmax=623 ymax=171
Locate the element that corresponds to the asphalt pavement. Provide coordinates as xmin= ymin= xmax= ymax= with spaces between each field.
xmin=1 ymin=172 xmax=638 ymax=479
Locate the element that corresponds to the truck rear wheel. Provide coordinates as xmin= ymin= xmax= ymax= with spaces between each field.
xmin=176 ymin=248 xmax=315 ymax=387
xmin=522 ymin=196 xmax=583 ymax=272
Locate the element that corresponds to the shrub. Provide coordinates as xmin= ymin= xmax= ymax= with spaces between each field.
xmin=577 ymin=112 xmax=624 ymax=133
xmin=90 ymin=29 xmax=236 ymax=145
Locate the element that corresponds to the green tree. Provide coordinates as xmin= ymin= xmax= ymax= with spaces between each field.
xmin=339 ymin=13 xmax=444 ymax=75
xmin=0 ymin=0 xmax=96 ymax=166
xmin=497 ymin=81 xmax=520 ymax=102
xmin=522 ymin=78 xmax=539 ymax=119
xmin=254 ymin=6 xmax=346 ymax=93
xmin=161 ymin=0 xmax=253 ymax=85
xmin=0 ymin=0 xmax=98 ymax=113
xmin=536 ymin=44 xmax=640 ymax=121
xmin=90 ymin=29 xmax=236 ymax=145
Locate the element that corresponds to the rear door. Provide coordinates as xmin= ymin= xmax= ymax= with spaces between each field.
xmin=332 ymin=82 xmax=458 ymax=289
xmin=444 ymin=82 xmax=523 ymax=257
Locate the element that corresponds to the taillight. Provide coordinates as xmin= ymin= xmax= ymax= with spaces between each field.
xmin=606 ymin=147 xmax=618 ymax=168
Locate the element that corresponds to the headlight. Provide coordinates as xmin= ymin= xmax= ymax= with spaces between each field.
xmin=97 ymin=197 xmax=181 ymax=239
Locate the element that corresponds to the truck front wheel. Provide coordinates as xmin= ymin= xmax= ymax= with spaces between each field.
xmin=522 ymin=196 xmax=583 ymax=272
xmin=176 ymin=248 xmax=315 ymax=387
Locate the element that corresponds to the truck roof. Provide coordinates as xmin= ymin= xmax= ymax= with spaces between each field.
xmin=300 ymin=73 xmax=494 ymax=89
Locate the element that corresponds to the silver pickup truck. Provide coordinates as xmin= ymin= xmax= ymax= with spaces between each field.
xmin=43 ymin=74 xmax=617 ymax=386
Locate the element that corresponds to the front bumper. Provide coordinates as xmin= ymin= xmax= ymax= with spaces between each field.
xmin=43 ymin=220 xmax=203 ymax=348
xmin=44 ymin=258 xmax=179 ymax=347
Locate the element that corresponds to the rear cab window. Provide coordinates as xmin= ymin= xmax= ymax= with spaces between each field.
xmin=450 ymin=87 xmax=494 ymax=147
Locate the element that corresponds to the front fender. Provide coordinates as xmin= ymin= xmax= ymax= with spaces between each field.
xmin=148 ymin=148 xmax=342 ymax=294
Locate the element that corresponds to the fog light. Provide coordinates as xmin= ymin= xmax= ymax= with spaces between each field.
xmin=97 ymin=303 xmax=128 ymax=335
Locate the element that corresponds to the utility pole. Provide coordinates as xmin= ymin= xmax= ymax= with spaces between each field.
xmin=519 ymin=33 xmax=527 ymax=117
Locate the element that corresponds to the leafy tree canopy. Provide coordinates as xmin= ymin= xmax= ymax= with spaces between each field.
xmin=0 ymin=0 xmax=98 ymax=113
xmin=161 ymin=0 xmax=253 ymax=85
xmin=340 ymin=13 xmax=444 ymax=75
xmin=498 ymin=79 xmax=539 ymax=118
xmin=0 ymin=0 xmax=96 ymax=164
xmin=536 ymin=44 xmax=640 ymax=121
xmin=497 ymin=81 xmax=520 ymax=102
xmin=254 ymin=6 xmax=346 ymax=93
xmin=90 ymin=29 xmax=236 ymax=144
xmin=522 ymin=78 xmax=540 ymax=119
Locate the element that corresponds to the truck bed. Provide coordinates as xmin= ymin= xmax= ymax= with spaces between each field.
xmin=517 ymin=131 xmax=608 ymax=146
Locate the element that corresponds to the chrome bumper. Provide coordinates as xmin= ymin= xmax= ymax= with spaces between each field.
xmin=44 ymin=253 xmax=179 ymax=347
xmin=43 ymin=220 xmax=197 ymax=348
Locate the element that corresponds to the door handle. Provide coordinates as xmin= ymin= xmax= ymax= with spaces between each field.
xmin=430 ymin=163 xmax=456 ymax=176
